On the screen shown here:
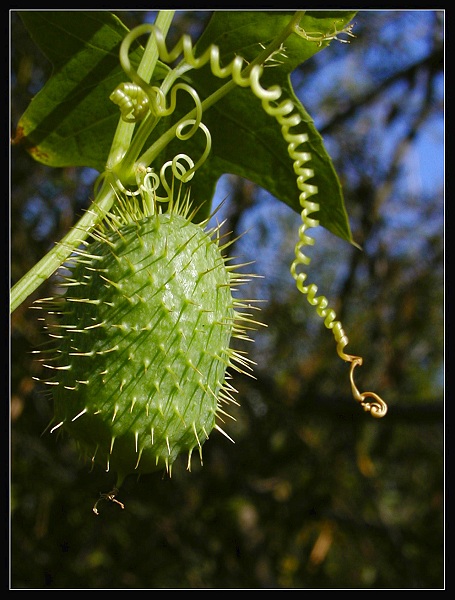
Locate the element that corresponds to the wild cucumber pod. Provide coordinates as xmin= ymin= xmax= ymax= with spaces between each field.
xmin=36 ymin=206 xmax=260 ymax=490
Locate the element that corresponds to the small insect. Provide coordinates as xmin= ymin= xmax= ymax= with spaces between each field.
xmin=110 ymin=82 xmax=150 ymax=122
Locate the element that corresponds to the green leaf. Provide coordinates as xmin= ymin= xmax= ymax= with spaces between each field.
xmin=172 ymin=73 xmax=351 ymax=241
xmin=194 ymin=10 xmax=357 ymax=70
xmin=172 ymin=11 xmax=357 ymax=242
xmin=13 ymin=11 xmax=169 ymax=171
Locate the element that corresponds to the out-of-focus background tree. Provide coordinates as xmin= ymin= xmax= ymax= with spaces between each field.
xmin=10 ymin=10 xmax=444 ymax=589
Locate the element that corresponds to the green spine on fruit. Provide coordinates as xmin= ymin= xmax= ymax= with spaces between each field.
xmin=35 ymin=198 xmax=259 ymax=489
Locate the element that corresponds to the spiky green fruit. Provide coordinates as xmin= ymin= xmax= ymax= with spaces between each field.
xmin=36 ymin=206 xmax=256 ymax=488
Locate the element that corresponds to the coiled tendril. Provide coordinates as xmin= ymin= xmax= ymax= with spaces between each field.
xmin=110 ymin=82 xmax=150 ymax=123
xmin=109 ymin=21 xmax=387 ymax=418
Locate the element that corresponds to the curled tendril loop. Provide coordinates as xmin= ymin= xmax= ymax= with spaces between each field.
xmin=349 ymin=358 xmax=388 ymax=418
xmin=176 ymin=120 xmax=212 ymax=179
xmin=110 ymin=82 xmax=150 ymax=122
xmin=282 ymin=118 xmax=387 ymax=418
xmin=118 ymin=23 xmax=285 ymax=111
xmin=150 ymin=83 xmax=203 ymax=134
xmin=110 ymin=79 xmax=203 ymax=133
xmin=111 ymin=118 xmax=211 ymax=210
xmin=149 ymin=119 xmax=211 ymax=203
xmin=120 ymin=118 xmax=210 ymax=207
xmin=282 ymin=122 xmax=387 ymax=418
xmin=157 ymin=156 xmax=193 ymax=203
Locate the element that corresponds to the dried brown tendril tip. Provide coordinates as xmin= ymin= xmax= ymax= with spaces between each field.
xmin=348 ymin=357 xmax=388 ymax=419
xmin=93 ymin=488 xmax=125 ymax=516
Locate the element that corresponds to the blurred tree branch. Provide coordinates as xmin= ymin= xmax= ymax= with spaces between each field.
xmin=319 ymin=47 xmax=443 ymax=136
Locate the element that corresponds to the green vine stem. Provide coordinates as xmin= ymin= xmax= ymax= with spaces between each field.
xmin=10 ymin=10 xmax=175 ymax=314
xmin=11 ymin=178 xmax=114 ymax=313
xmin=106 ymin=10 xmax=176 ymax=170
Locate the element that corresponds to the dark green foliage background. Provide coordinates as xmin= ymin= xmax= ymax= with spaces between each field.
xmin=10 ymin=10 xmax=444 ymax=589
